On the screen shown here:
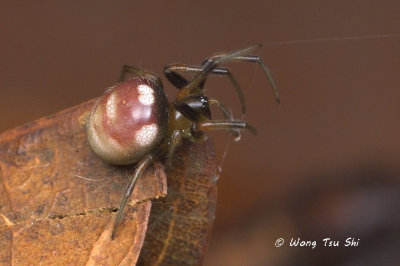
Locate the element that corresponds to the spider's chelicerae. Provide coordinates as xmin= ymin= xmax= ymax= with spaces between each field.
xmin=87 ymin=44 xmax=280 ymax=239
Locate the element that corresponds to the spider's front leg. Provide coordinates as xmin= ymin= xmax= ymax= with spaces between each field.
xmin=165 ymin=130 xmax=183 ymax=169
xmin=164 ymin=64 xmax=246 ymax=114
xmin=193 ymin=120 xmax=257 ymax=136
xmin=188 ymin=45 xmax=280 ymax=104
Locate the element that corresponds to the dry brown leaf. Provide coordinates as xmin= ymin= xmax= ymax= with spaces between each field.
xmin=139 ymin=139 xmax=217 ymax=266
xmin=0 ymin=97 xmax=219 ymax=265
xmin=0 ymin=99 xmax=167 ymax=265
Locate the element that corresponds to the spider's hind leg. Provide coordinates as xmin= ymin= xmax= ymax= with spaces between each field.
xmin=119 ymin=65 xmax=161 ymax=85
xmin=119 ymin=65 xmax=143 ymax=82
xmin=111 ymin=154 xmax=154 ymax=239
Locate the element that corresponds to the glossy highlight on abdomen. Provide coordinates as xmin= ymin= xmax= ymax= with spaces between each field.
xmin=87 ymin=77 xmax=168 ymax=165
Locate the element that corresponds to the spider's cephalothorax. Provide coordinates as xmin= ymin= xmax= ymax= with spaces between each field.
xmin=87 ymin=44 xmax=280 ymax=239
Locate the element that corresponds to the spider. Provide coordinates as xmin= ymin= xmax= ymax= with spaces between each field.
xmin=86 ymin=44 xmax=280 ymax=239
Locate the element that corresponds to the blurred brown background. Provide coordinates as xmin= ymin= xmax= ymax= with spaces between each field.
xmin=1 ymin=1 xmax=400 ymax=265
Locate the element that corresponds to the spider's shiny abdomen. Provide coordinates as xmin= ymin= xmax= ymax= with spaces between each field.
xmin=87 ymin=77 xmax=168 ymax=165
